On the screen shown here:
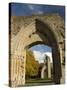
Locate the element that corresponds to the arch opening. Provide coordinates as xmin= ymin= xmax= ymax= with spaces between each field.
xmin=25 ymin=44 xmax=54 ymax=84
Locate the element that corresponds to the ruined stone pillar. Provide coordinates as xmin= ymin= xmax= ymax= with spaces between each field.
xmin=41 ymin=65 xmax=46 ymax=79
xmin=47 ymin=58 xmax=51 ymax=79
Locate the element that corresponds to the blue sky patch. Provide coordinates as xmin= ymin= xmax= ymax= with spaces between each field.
xmin=9 ymin=3 xmax=65 ymax=19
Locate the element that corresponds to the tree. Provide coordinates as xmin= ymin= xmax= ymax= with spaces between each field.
xmin=26 ymin=50 xmax=39 ymax=79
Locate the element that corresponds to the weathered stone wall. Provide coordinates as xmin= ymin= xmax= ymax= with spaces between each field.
xmin=9 ymin=14 xmax=65 ymax=87
xmin=11 ymin=14 xmax=65 ymax=63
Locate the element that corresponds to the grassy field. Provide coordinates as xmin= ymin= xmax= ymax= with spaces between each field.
xmin=25 ymin=78 xmax=53 ymax=86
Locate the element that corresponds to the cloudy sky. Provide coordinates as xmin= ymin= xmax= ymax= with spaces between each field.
xmin=33 ymin=51 xmax=52 ymax=63
xmin=29 ymin=45 xmax=52 ymax=63
xmin=10 ymin=3 xmax=65 ymax=19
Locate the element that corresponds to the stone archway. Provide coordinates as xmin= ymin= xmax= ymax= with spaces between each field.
xmin=9 ymin=14 xmax=65 ymax=87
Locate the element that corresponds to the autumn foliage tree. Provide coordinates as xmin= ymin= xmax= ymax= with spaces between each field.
xmin=26 ymin=50 xmax=39 ymax=79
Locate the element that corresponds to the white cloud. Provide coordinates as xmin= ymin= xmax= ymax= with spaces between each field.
xmin=33 ymin=51 xmax=53 ymax=63
xmin=27 ymin=5 xmax=44 ymax=15
xmin=33 ymin=51 xmax=44 ymax=62
xmin=27 ymin=5 xmax=34 ymax=10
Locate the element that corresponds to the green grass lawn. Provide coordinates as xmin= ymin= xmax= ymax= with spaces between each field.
xmin=26 ymin=78 xmax=52 ymax=84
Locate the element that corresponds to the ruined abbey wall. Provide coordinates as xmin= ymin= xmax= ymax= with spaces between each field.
xmin=9 ymin=14 xmax=65 ymax=87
